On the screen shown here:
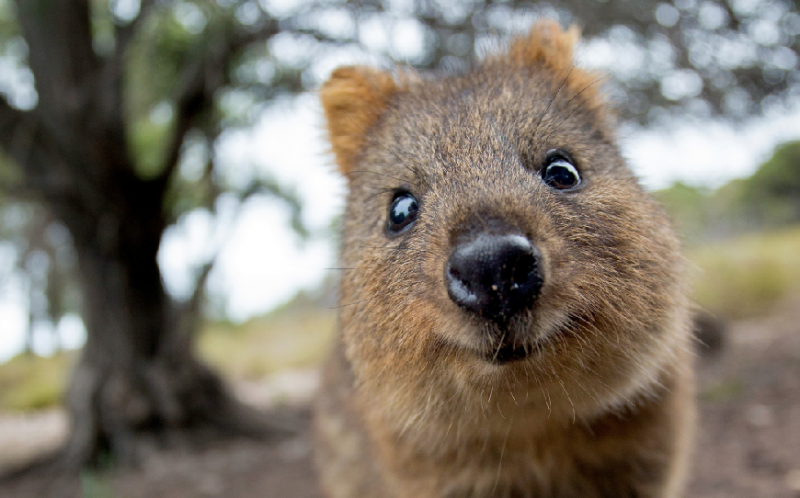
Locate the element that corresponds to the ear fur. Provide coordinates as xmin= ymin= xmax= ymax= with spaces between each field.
xmin=320 ymin=66 xmax=398 ymax=176
xmin=493 ymin=20 xmax=604 ymax=113
xmin=505 ymin=19 xmax=580 ymax=73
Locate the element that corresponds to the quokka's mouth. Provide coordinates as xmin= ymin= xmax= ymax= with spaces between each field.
xmin=462 ymin=320 xmax=549 ymax=364
xmin=479 ymin=333 xmax=549 ymax=363
xmin=484 ymin=343 xmax=532 ymax=363
xmin=446 ymin=314 xmax=552 ymax=365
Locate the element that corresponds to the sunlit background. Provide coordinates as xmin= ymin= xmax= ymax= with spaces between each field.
xmin=1 ymin=0 xmax=799 ymax=496
xmin=2 ymin=50 xmax=798 ymax=361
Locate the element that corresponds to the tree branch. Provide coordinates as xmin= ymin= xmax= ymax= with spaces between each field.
xmin=0 ymin=95 xmax=111 ymax=226
xmin=13 ymin=0 xmax=134 ymax=195
xmin=0 ymin=94 xmax=30 ymax=148
xmin=153 ymin=11 xmax=360 ymax=190
xmin=13 ymin=0 xmax=100 ymax=113
xmin=178 ymin=171 xmax=305 ymax=332
xmin=155 ymin=19 xmax=282 ymax=189
xmin=252 ymin=177 xmax=308 ymax=239
xmin=0 ymin=95 xmax=46 ymax=188
xmin=114 ymin=0 xmax=160 ymax=61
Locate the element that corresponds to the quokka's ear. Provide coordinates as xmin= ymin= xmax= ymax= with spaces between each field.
xmin=504 ymin=19 xmax=581 ymax=74
xmin=492 ymin=20 xmax=604 ymax=113
xmin=320 ymin=66 xmax=398 ymax=176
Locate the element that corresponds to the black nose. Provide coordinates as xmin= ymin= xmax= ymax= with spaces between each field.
xmin=446 ymin=233 xmax=543 ymax=325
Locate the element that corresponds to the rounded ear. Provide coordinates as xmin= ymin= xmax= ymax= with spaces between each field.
xmin=483 ymin=21 xmax=604 ymax=115
xmin=504 ymin=20 xmax=581 ymax=74
xmin=320 ymin=66 xmax=398 ymax=176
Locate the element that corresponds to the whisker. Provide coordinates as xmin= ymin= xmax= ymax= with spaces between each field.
xmin=365 ymin=188 xmax=397 ymax=203
xmin=492 ymin=412 xmax=516 ymax=497
xmin=327 ymin=299 xmax=370 ymax=310
xmin=531 ymin=65 xmax=574 ymax=155
xmin=554 ymin=371 xmax=576 ymax=423
xmin=540 ymin=75 xmax=610 ymax=145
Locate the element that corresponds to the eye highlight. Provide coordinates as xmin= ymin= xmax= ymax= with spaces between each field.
xmin=388 ymin=192 xmax=419 ymax=232
xmin=542 ymin=151 xmax=581 ymax=191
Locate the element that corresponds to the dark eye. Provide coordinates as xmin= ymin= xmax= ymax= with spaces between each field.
xmin=388 ymin=192 xmax=419 ymax=232
xmin=542 ymin=153 xmax=581 ymax=190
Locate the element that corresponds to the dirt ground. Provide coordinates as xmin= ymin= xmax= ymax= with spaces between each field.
xmin=2 ymin=297 xmax=800 ymax=498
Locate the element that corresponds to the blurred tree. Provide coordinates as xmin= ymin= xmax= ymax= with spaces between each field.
xmin=561 ymin=0 xmax=800 ymax=123
xmin=0 ymin=202 xmax=69 ymax=355
xmin=656 ymin=140 xmax=800 ymax=242
xmin=0 ymin=0 xmax=316 ymax=468
xmin=744 ymin=140 xmax=800 ymax=223
xmin=0 ymin=0 xmax=797 ymax=470
xmin=17 ymin=207 xmax=77 ymax=355
xmin=345 ymin=0 xmax=800 ymax=124
xmin=654 ymin=182 xmax=711 ymax=242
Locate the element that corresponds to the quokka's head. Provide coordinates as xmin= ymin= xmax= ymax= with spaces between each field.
xmin=322 ymin=21 xmax=688 ymax=405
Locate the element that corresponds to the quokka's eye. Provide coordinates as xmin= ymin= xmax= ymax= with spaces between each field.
xmin=388 ymin=192 xmax=419 ymax=232
xmin=542 ymin=151 xmax=581 ymax=191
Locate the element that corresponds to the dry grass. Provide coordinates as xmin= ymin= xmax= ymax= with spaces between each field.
xmin=0 ymin=307 xmax=336 ymax=413
xmin=198 ymin=307 xmax=337 ymax=380
xmin=0 ymin=353 xmax=73 ymax=412
xmin=689 ymin=226 xmax=800 ymax=319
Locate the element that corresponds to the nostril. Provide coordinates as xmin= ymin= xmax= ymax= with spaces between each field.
xmin=446 ymin=233 xmax=543 ymax=324
xmin=446 ymin=264 xmax=479 ymax=309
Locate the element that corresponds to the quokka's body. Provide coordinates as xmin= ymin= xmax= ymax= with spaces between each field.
xmin=314 ymin=21 xmax=695 ymax=498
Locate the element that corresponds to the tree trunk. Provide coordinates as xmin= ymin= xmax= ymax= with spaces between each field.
xmin=49 ymin=178 xmax=266 ymax=468
xmin=0 ymin=0 xmax=290 ymax=473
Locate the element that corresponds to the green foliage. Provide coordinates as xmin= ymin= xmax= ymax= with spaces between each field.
xmin=122 ymin=2 xmax=303 ymax=182
xmin=747 ymin=141 xmax=800 ymax=199
xmin=0 ymin=1 xmax=311 ymax=346
xmin=657 ymin=140 xmax=800 ymax=244
xmin=658 ymin=143 xmax=800 ymax=319
xmin=0 ymin=0 xmax=20 ymax=39
xmin=115 ymin=1 xmax=309 ymax=224
xmin=128 ymin=111 xmax=174 ymax=179
xmin=124 ymin=5 xmax=219 ymax=179
xmin=653 ymin=182 xmax=711 ymax=243
xmin=80 ymin=470 xmax=115 ymax=498
xmin=741 ymin=140 xmax=800 ymax=226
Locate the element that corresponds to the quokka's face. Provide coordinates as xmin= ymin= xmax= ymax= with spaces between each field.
xmin=327 ymin=23 xmax=685 ymax=400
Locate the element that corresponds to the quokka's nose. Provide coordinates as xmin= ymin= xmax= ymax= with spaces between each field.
xmin=445 ymin=233 xmax=543 ymax=325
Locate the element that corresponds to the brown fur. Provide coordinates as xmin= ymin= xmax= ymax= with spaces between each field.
xmin=320 ymin=66 xmax=399 ymax=175
xmin=315 ymin=21 xmax=695 ymax=498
